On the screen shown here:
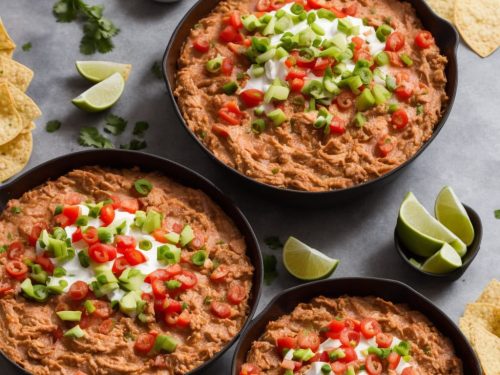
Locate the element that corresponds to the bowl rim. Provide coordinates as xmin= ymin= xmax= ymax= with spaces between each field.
xmin=0 ymin=149 xmax=263 ymax=375
xmin=162 ymin=0 xmax=459 ymax=196
xmin=230 ymin=276 xmax=482 ymax=374
xmin=394 ymin=203 xmax=483 ymax=278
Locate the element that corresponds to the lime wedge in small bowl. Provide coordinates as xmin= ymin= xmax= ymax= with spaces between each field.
xmin=396 ymin=192 xmax=467 ymax=257
xmin=72 ymin=72 xmax=125 ymax=112
xmin=283 ymin=236 xmax=339 ymax=281
xmin=435 ymin=186 xmax=475 ymax=246
xmin=76 ymin=61 xmax=132 ymax=83
xmin=420 ymin=243 xmax=463 ymax=274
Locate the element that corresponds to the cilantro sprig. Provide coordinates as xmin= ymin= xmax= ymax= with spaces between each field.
xmin=79 ymin=127 xmax=113 ymax=148
xmin=53 ymin=0 xmax=119 ymax=55
xmin=104 ymin=114 xmax=127 ymax=135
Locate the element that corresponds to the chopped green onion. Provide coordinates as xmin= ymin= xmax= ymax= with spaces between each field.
xmin=317 ymin=8 xmax=336 ymax=20
xmin=262 ymin=16 xmax=276 ymax=35
xmin=222 ymin=81 xmax=238 ymax=95
xmin=372 ymin=84 xmax=391 ymax=105
xmin=251 ymin=119 xmax=266 ymax=134
xmin=319 ymin=46 xmax=342 ymax=59
xmin=56 ymin=310 xmax=82 ymax=321
xmin=293 ymin=348 xmax=315 ymax=361
xmin=338 ymin=75 xmax=363 ymax=95
xmin=134 ymin=178 xmax=153 ymax=196
xmin=142 ymin=210 xmax=162 ymax=234
xmin=276 ymin=9 xmax=285 ymax=18
xmin=346 ymin=365 xmax=355 ymax=375
xmin=52 ymin=227 xmax=67 ymax=240
xmin=64 ymin=325 xmax=85 ymax=339
xmin=376 ymin=24 xmax=392 ymax=42
xmin=356 ymin=67 xmax=373 ymax=85
xmin=267 ymin=109 xmax=287 ymax=126
xmin=416 ymin=104 xmax=424 ymax=115
xmin=275 ymin=15 xmax=293 ymax=33
xmin=314 ymin=116 xmax=327 ymax=129
xmin=84 ymin=300 xmax=96 ymax=314
xmin=337 ymin=19 xmax=353 ymax=35
xmin=290 ymin=3 xmax=304 ymax=14
xmin=54 ymin=205 xmax=63 ymax=215
xmin=205 ymin=55 xmax=223 ymax=73
xmin=400 ymin=53 xmax=413 ymax=66
xmin=251 ymin=37 xmax=270 ymax=53
xmin=307 ymin=97 xmax=316 ymax=111
xmin=321 ymin=364 xmax=332 ymax=374
xmin=311 ymin=22 xmax=325 ymax=36
xmin=20 ymin=278 xmax=49 ymax=302
xmin=356 ymin=88 xmax=376 ymax=111
xmin=275 ymin=46 xmax=289 ymax=59
xmin=98 ymin=227 xmax=114 ymax=243
xmin=302 ymin=79 xmax=324 ymax=99
xmin=153 ymin=334 xmax=178 ymax=353
xmin=78 ymin=250 xmax=90 ymax=268
xmin=333 ymin=62 xmax=347 ymax=75
xmin=394 ymin=341 xmax=411 ymax=356
xmin=353 ymin=112 xmax=367 ymax=128
xmin=307 ymin=12 xmax=316 ymax=24
xmin=192 ymin=250 xmax=207 ymax=266
xmin=180 ymin=225 xmax=194 ymax=247
xmin=139 ymin=239 xmax=152 ymax=251
xmin=374 ymin=51 xmax=389 ymax=66
xmin=242 ymin=14 xmax=261 ymax=32
xmin=264 ymin=84 xmax=290 ymax=103
xmin=157 ymin=244 xmax=181 ymax=264
xmin=298 ymin=27 xmax=315 ymax=47
xmin=254 ymin=106 xmax=265 ymax=116
xmin=385 ymin=75 xmax=397 ymax=92
xmin=255 ymin=48 xmax=276 ymax=64
xmin=76 ymin=215 xmax=89 ymax=227
xmin=53 ymin=266 xmax=67 ymax=278
xmin=166 ymin=280 xmax=181 ymax=290
xmin=388 ymin=103 xmax=399 ymax=113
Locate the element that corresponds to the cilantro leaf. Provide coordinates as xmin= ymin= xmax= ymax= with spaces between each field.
xmin=263 ymin=254 xmax=278 ymax=285
xmin=45 ymin=120 xmax=61 ymax=133
xmin=120 ymin=139 xmax=147 ymax=150
xmin=495 ymin=210 xmax=500 ymax=219
xmin=104 ymin=114 xmax=127 ymax=135
xmin=79 ymin=126 xmax=113 ymax=148
xmin=22 ymin=42 xmax=32 ymax=52
xmin=151 ymin=61 xmax=162 ymax=79
xmin=53 ymin=0 xmax=80 ymax=22
xmin=133 ymin=121 xmax=149 ymax=137
xmin=264 ymin=236 xmax=283 ymax=250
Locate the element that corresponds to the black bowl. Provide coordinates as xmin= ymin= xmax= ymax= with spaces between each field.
xmin=231 ymin=277 xmax=481 ymax=374
xmin=0 ymin=149 xmax=263 ymax=375
xmin=162 ymin=0 xmax=459 ymax=204
xmin=394 ymin=204 xmax=482 ymax=281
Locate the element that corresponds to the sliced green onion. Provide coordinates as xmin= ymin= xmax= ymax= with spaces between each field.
xmin=142 ymin=210 xmax=162 ymax=234
xmin=267 ymin=109 xmax=287 ymax=126
xmin=75 ymin=215 xmax=88 ymax=227
xmin=338 ymin=75 xmax=363 ymax=95
xmin=57 ymin=310 xmax=82 ymax=321
xmin=78 ymin=250 xmax=90 ymax=268
xmin=166 ymin=280 xmax=181 ymax=290
xmin=252 ymin=37 xmax=270 ymax=53
xmin=206 ymin=55 xmax=223 ymax=73
xmin=329 ymin=348 xmax=346 ymax=361
xmin=386 ymin=75 xmax=397 ymax=91
xmin=323 ymin=77 xmax=340 ymax=95
xmin=254 ymin=106 xmax=265 ymax=116
xmin=321 ymin=364 xmax=332 ymax=374
xmin=98 ymin=227 xmax=114 ymax=243
xmin=157 ymin=244 xmax=181 ymax=264
xmin=388 ymin=103 xmax=399 ymax=113
xmin=192 ymin=250 xmax=207 ymax=266
xmin=416 ymin=104 xmax=424 ymax=115
xmin=275 ymin=15 xmax=293 ymax=33
xmin=84 ymin=300 xmax=96 ymax=314
xmin=356 ymin=67 xmax=373 ymax=85
xmin=153 ymin=334 xmax=178 ymax=353
xmin=353 ymin=112 xmax=367 ymax=128
xmin=262 ymin=16 xmax=276 ymax=35
xmin=376 ymin=24 xmax=392 ymax=42
xmin=337 ymin=19 xmax=353 ymax=35
xmin=346 ymin=365 xmax=355 ymax=375
xmin=251 ymin=119 xmax=266 ymax=134
xmin=264 ymin=84 xmax=290 ymax=103
xmin=307 ymin=97 xmax=316 ymax=112
xmin=134 ymin=178 xmax=153 ymax=196
xmin=53 ymin=266 xmax=66 ymax=278
xmin=251 ymin=64 xmax=265 ymax=78
xmin=314 ymin=116 xmax=327 ymax=129
xmin=293 ymin=348 xmax=315 ymax=361
xmin=394 ymin=341 xmax=411 ymax=356
xmin=373 ymin=84 xmax=391 ymax=105
xmin=222 ymin=81 xmax=238 ymax=95
xmin=242 ymin=14 xmax=261 ymax=32
xmin=64 ymin=325 xmax=85 ymax=339
xmin=139 ymin=239 xmax=152 ymax=251
xmin=317 ymin=8 xmax=336 ymax=20
xmin=54 ymin=205 xmax=63 ymax=215
xmin=375 ymin=51 xmax=389 ymax=66
xmin=307 ymin=12 xmax=316 ymax=24
xmin=333 ymin=62 xmax=347 ymax=75
xmin=276 ymin=9 xmax=285 ymax=19
xmin=290 ymin=3 xmax=304 ymax=14
xmin=319 ymin=46 xmax=341 ymax=59
xmin=256 ymin=48 xmax=276 ymax=64
xmin=180 ymin=225 xmax=194 ymax=247
xmin=298 ymin=27 xmax=315 ymax=47
xmin=276 ymin=46 xmax=289 ymax=59
xmin=311 ymin=22 xmax=325 ymax=36
xmin=400 ymin=53 xmax=413 ymax=66
xmin=356 ymin=88 xmax=376 ymax=111
xmin=53 ymin=227 xmax=67 ymax=240
xmin=302 ymin=79 xmax=325 ymax=99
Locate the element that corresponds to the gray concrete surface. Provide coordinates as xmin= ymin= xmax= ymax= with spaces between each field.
xmin=1 ymin=0 xmax=499 ymax=373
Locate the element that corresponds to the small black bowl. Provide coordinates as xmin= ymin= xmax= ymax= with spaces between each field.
xmin=163 ymin=0 xmax=459 ymax=204
xmin=231 ymin=277 xmax=482 ymax=375
xmin=394 ymin=204 xmax=482 ymax=281
xmin=0 ymin=150 xmax=263 ymax=375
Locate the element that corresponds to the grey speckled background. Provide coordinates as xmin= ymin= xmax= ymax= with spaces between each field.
xmin=1 ymin=0 xmax=499 ymax=373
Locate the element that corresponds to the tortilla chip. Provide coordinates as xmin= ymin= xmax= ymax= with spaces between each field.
xmin=0 ymin=49 xmax=14 ymax=58
xmin=5 ymin=82 xmax=41 ymax=123
xmin=0 ymin=18 xmax=16 ymax=51
xmin=454 ymin=0 xmax=500 ymax=57
xmin=426 ymin=0 xmax=454 ymax=23
xmin=0 ymin=82 xmax=23 ymax=145
xmin=0 ymin=55 xmax=33 ymax=92
xmin=463 ymin=303 xmax=500 ymax=336
xmin=477 ymin=279 xmax=500 ymax=305
xmin=0 ymin=131 xmax=32 ymax=182
xmin=21 ymin=122 xmax=35 ymax=134
xmin=469 ymin=322 xmax=500 ymax=375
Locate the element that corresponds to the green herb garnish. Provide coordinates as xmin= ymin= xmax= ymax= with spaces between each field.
xmin=120 ymin=139 xmax=147 ymax=150
xmin=494 ymin=210 xmax=500 ymax=219
xmin=263 ymin=254 xmax=278 ymax=285
xmin=79 ymin=126 xmax=113 ymax=148
xmin=22 ymin=42 xmax=32 ymax=51
xmin=46 ymin=120 xmax=62 ymax=133
xmin=151 ymin=61 xmax=162 ymax=79
xmin=11 ymin=206 xmax=21 ymax=214
xmin=134 ymin=178 xmax=153 ymax=196
xmin=104 ymin=113 xmax=127 ymax=135
xmin=264 ymin=236 xmax=283 ymax=250
xmin=133 ymin=121 xmax=149 ymax=137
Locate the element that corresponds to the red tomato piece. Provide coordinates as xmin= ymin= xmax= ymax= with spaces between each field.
xmin=82 ymin=226 xmax=99 ymax=245
xmin=365 ymin=354 xmax=383 ymax=375
xmin=328 ymin=319 xmax=346 ymax=333
xmin=297 ymin=331 xmax=320 ymax=351
xmin=240 ymin=363 xmax=261 ymax=375
xmin=402 ymin=367 xmax=417 ymax=375
xmin=339 ymin=328 xmax=361 ymax=346
xmin=145 ymin=268 xmax=169 ymax=283
xmin=329 ymin=116 xmax=346 ymax=135
xmin=392 ymin=108 xmax=409 ymax=129
xmin=342 ymin=3 xmax=357 ymax=16
xmin=307 ymin=0 xmax=329 ymax=9
xmin=211 ymin=301 xmax=232 ymax=318
xmin=339 ymin=345 xmax=357 ymax=362
xmin=193 ymin=38 xmax=210 ymax=53
xmin=219 ymin=25 xmax=238 ymax=43
xmin=53 ymin=214 xmax=70 ymax=228
xmin=256 ymin=0 xmax=272 ymax=11
xmin=336 ymin=91 xmax=356 ymax=110
xmin=377 ymin=134 xmax=396 ymax=157
xmin=7 ymin=241 xmax=25 ymax=260
xmin=52 ymin=326 xmax=64 ymax=343
xmin=63 ymin=192 xmax=83 ymax=205
xmin=351 ymin=36 xmax=365 ymax=50
xmin=98 ymin=318 xmax=114 ymax=334
xmin=36 ymin=252 xmax=54 ymax=274
xmin=360 ymin=318 xmax=381 ymax=339
xmin=353 ymin=48 xmax=372 ymax=63
xmin=290 ymin=78 xmax=305 ymax=93
xmin=218 ymin=101 xmax=243 ymax=125
xmin=312 ymin=57 xmax=331 ymax=74
xmin=176 ymin=309 xmax=191 ymax=328
xmin=28 ymin=222 xmax=47 ymax=246
xmin=228 ymin=12 xmax=243 ymax=29
xmin=152 ymin=279 xmax=168 ymax=298
xmin=68 ymin=280 xmax=89 ymax=301
xmin=227 ymin=283 xmax=246 ymax=304
xmin=296 ymin=56 xmax=316 ymax=69
xmin=344 ymin=318 xmax=361 ymax=331
xmin=134 ymin=333 xmax=156 ymax=354
xmin=164 ymin=298 xmax=182 ymax=315
xmin=0 ymin=281 xmax=14 ymax=296
xmin=92 ymin=300 xmax=111 ymax=318
xmin=415 ymin=30 xmax=434 ymax=49
xmin=88 ymin=243 xmax=117 ymax=263
xmin=221 ymin=57 xmax=234 ymax=76
xmin=63 ymin=205 xmax=80 ymax=225
xmin=120 ymin=198 xmax=139 ymax=213
xmin=276 ymin=336 xmax=297 ymax=353
xmin=174 ymin=270 xmax=198 ymax=290
xmin=210 ymin=265 xmax=229 ymax=282
xmin=394 ymin=85 xmax=413 ymax=101
xmin=5 ymin=260 xmax=28 ymax=280
xmin=388 ymin=352 xmax=401 ymax=370
xmin=100 ymin=204 xmax=115 ymax=226
xmin=331 ymin=362 xmax=347 ymax=375
xmin=112 ymin=256 xmax=129 ymax=276
xmin=286 ymin=68 xmax=306 ymax=80
xmin=115 ymin=235 xmax=137 ymax=253
xmin=386 ymin=51 xmax=404 ymax=67
xmin=240 ymin=89 xmax=264 ymax=108
xmin=375 ymin=332 xmax=393 ymax=348
xmin=125 ymin=249 xmax=147 ymax=266
xmin=385 ymin=32 xmax=405 ymax=52
xmin=72 ymin=227 xmax=83 ymax=243
xmin=211 ymin=124 xmax=230 ymax=138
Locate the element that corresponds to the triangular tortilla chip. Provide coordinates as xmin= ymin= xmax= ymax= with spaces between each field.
xmin=0 ymin=82 xmax=23 ymax=145
xmin=5 ymin=82 xmax=41 ymax=123
xmin=0 ymin=49 xmax=14 ymax=58
xmin=477 ymin=279 xmax=500 ymax=305
xmin=0 ymin=55 xmax=33 ymax=92
xmin=0 ymin=18 xmax=16 ymax=51
xmin=469 ymin=322 xmax=500 ymax=375
xmin=426 ymin=0 xmax=454 ymax=23
xmin=0 ymin=131 xmax=32 ymax=182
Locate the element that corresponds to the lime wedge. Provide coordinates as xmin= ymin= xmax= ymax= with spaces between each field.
xmin=408 ymin=258 xmax=422 ymax=269
xmin=72 ymin=73 xmax=125 ymax=112
xmin=76 ymin=61 xmax=132 ymax=83
xmin=283 ymin=237 xmax=339 ymax=281
xmin=435 ymin=186 xmax=474 ymax=246
xmin=421 ymin=243 xmax=462 ymax=274
xmin=396 ymin=192 xmax=467 ymax=257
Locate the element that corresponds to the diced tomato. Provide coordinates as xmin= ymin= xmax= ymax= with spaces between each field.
xmin=211 ymin=301 xmax=232 ymax=318
xmin=375 ymin=332 xmax=393 ymax=348
xmin=218 ymin=101 xmax=243 ymax=125
xmin=100 ymin=204 xmax=115 ymax=226
xmin=0 ymin=281 xmax=14 ymax=296
xmin=365 ymin=354 xmax=383 ymax=375
xmin=329 ymin=116 xmax=346 ymax=135
xmin=134 ymin=333 xmax=156 ymax=354
xmin=145 ymin=268 xmax=169 ymax=283
xmin=256 ymin=0 xmax=273 ymax=11
xmin=52 ymin=326 xmax=64 ymax=343
xmin=152 ymin=279 xmax=168 ymax=298
xmin=401 ymin=367 xmax=417 ymax=375
xmin=36 ymin=252 xmax=54 ymax=274
xmin=394 ymin=84 xmax=413 ymax=101
xmin=415 ymin=30 xmax=434 ymax=49
xmin=212 ymin=124 xmax=230 ymax=138
xmin=28 ymin=222 xmax=47 ymax=246
xmin=82 ymin=226 xmax=99 ymax=245
xmin=339 ymin=328 xmax=361 ymax=346
xmin=276 ymin=336 xmax=297 ymax=353
xmin=5 ymin=260 xmax=28 ymax=281
xmin=7 ymin=241 xmax=25 ymax=260
xmin=210 ymin=265 xmax=229 ymax=282
xmin=98 ymin=318 xmax=114 ymax=334
xmin=53 ymin=214 xmax=70 ymax=228
xmin=68 ymin=280 xmax=89 ymax=301
xmin=339 ymin=345 xmax=357 ymax=362
xmin=63 ymin=205 xmax=80 ymax=225
xmin=163 ymin=298 xmax=182 ymax=314
xmin=240 ymin=89 xmax=264 ymax=108
xmin=385 ymin=32 xmax=405 ymax=52
xmin=297 ymin=331 xmax=320 ymax=351
xmin=228 ymin=12 xmax=243 ymax=29
xmin=88 ymin=243 xmax=117 ymax=263
xmin=351 ymin=36 xmax=365 ymax=50
xmin=336 ymin=91 xmax=356 ymax=110
xmin=112 ymin=256 xmax=129 ymax=276
xmin=331 ymin=362 xmax=347 ymax=375
xmin=392 ymin=108 xmax=409 ymax=129
xmin=222 ymin=57 xmax=234 ymax=76
xmin=377 ymin=134 xmax=396 ymax=157
xmin=290 ymin=78 xmax=305 ymax=93
xmin=176 ymin=309 xmax=191 ymax=328
xmin=72 ymin=227 xmax=83 ymax=243
xmin=360 ymin=318 xmax=381 ymax=339
xmin=385 ymin=51 xmax=403 ymax=67
xmin=286 ymin=68 xmax=306 ymax=80
xmin=166 ymin=264 xmax=183 ymax=278
xmin=328 ymin=319 xmax=346 ymax=333
xmin=342 ymin=3 xmax=357 ymax=16
xmin=115 ymin=235 xmax=137 ymax=253
xmin=353 ymin=48 xmax=372 ymax=63
xmin=388 ymin=352 xmax=401 ymax=370
xmin=296 ymin=55 xmax=316 ymax=69
xmin=344 ymin=318 xmax=360 ymax=331
xmin=312 ymin=57 xmax=331 ymax=74
xmin=125 ymin=249 xmax=147 ymax=266
xmin=111 ymin=195 xmax=139 ymax=213
xmin=307 ymin=0 xmax=329 ymax=9
xmin=219 ymin=25 xmax=238 ymax=43
xmin=285 ymin=56 xmax=296 ymax=68
xmin=227 ymin=283 xmax=246 ymax=304
xmin=193 ymin=38 xmax=210 ymax=53
xmin=174 ymin=270 xmax=198 ymax=290
xmin=240 ymin=363 xmax=261 ymax=375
